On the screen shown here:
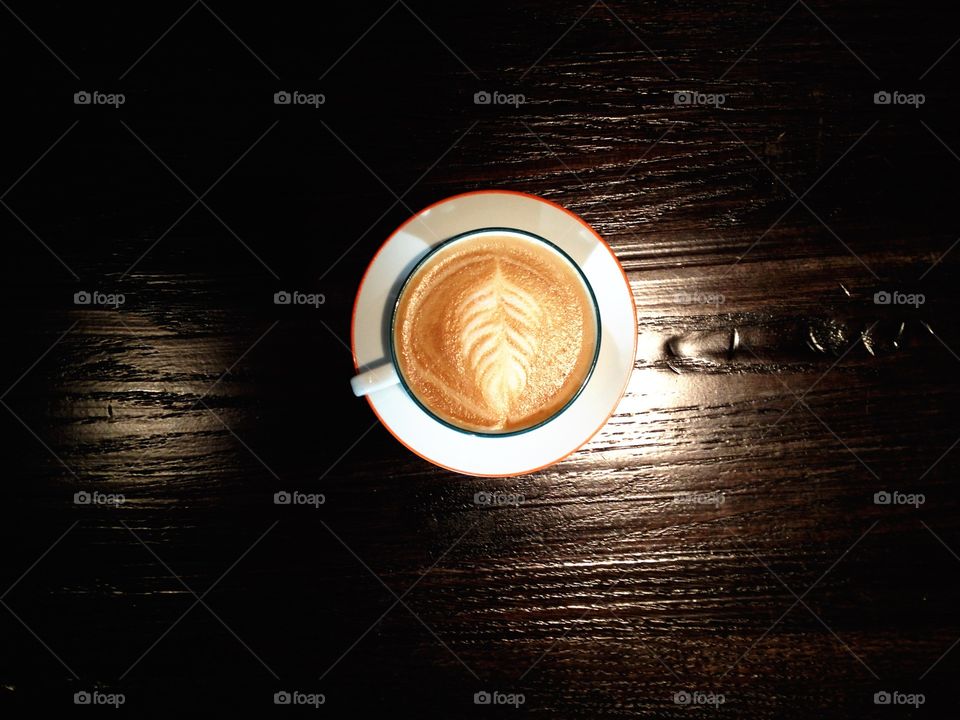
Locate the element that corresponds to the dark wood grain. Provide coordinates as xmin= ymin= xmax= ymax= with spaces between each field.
xmin=2 ymin=1 xmax=959 ymax=717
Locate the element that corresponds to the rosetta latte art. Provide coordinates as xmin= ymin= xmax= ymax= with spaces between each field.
xmin=394 ymin=232 xmax=597 ymax=433
xmin=457 ymin=264 xmax=544 ymax=421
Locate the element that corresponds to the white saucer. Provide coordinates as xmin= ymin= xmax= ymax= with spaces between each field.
xmin=351 ymin=190 xmax=637 ymax=476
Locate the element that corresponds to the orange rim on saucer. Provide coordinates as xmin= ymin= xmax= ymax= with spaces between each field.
xmin=350 ymin=189 xmax=638 ymax=477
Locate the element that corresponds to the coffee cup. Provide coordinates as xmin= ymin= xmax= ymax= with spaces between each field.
xmin=351 ymin=227 xmax=601 ymax=436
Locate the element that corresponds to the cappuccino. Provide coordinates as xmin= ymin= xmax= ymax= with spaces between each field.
xmin=394 ymin=231 xmax=598 ymax=433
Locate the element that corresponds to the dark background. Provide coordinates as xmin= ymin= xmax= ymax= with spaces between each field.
xmin=1 ymin=1 xmax=959 ymax=716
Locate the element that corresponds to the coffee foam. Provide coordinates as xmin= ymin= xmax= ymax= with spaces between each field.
xmin=394 ymin=233 xmax=597 ymax=433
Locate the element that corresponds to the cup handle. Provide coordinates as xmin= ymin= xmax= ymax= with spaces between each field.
xmin=351 ymin=363 xmax=400 ymax=397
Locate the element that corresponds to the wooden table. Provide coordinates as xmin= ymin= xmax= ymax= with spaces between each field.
xmin=2 ymin=1 xmax=959 ymax=716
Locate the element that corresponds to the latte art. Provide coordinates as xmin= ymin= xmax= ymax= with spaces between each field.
xmin=459 ymin=264 xmax=543 ymax=417
xmin=394 ymin=232 xmax=598 ymax=433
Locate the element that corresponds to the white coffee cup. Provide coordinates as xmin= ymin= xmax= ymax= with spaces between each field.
xmin=351 ymin=227 xmax=601 ymax=438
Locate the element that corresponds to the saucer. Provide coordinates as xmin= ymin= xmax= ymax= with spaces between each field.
xmin=351 ymin=190 xmax=637 ymax=476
